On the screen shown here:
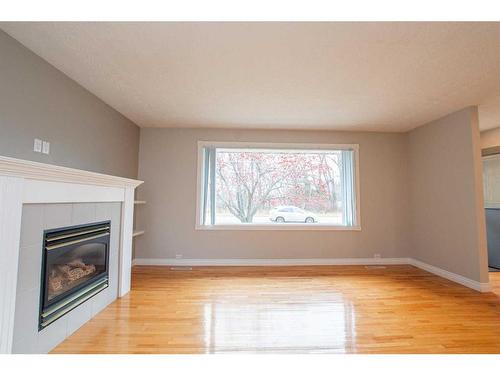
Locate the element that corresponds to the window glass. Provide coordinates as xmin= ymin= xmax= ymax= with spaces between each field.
xmin=199 ymin=145 xmax=358 ymax=228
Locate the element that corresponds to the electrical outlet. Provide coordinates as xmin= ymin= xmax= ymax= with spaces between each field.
xmin=42 ymin=141 xmax=50 ymax=155
xmin=175 ymin=254 xmax=183 ymax=259
xmin=33 ymin=138 xmax=42 ymax=153
xmin=374 ymin=253 xmax=381 ymax=259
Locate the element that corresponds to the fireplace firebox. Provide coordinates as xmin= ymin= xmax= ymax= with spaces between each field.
xmin=39 ymin=221 xmax=110 ymax=330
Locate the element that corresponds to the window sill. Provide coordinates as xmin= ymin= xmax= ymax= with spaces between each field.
xmin=195 ymin=224 xmax=361 ymax=231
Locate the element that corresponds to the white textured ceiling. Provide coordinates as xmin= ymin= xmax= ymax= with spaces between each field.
xmin=2 ymin=22 xmax=500 ymax=131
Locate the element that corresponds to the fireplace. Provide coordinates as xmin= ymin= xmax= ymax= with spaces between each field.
xmin=39 ymin=221 xmax=110 ymax=330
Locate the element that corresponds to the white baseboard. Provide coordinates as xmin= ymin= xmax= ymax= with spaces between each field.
xmin=132 ymin=257 xmax=492 ymax=293
xmin=408 ymin=258 xmax=492 ymax=292
xmin=132 ymin=257 xmax=411 ymax=267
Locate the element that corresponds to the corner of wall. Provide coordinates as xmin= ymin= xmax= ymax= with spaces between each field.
xmin=469 ymin=107 xmax=490 ymax=283
xmin=405 ymin=106 xmax=489 ymax=284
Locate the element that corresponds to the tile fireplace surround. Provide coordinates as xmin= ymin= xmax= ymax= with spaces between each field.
xmin=0 ymin=156 xmax=143 ymax=353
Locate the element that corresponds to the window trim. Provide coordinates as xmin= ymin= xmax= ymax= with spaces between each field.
xmin=195 ymin=141 xmax=361 ymax=231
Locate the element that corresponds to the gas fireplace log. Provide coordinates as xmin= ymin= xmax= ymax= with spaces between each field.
xmin=48 ymin=276 xmax=63 ymax=293
xmin=67 ymin=259 xmax=86 ymax=269
xmin=56 ymin=262 xmax=97 ymax=282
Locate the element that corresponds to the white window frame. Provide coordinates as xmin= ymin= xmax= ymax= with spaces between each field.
xmin=195 ymin=141 xmax=361 ymax=231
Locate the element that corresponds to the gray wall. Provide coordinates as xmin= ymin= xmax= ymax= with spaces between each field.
xmin=135 ymin=128 xmax=411 ymax=260
xmin=408 ymin=107 xmax=489 ymax=282
xmin=135 ymin=108 xmax=489 ymax=284
xmin=0 ymin=30 xmax=140 ymax=178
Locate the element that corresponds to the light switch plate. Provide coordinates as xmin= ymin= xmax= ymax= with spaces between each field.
xmin=33 ymin=138 xmax=42 ymax=153
xmin=42 ymin=141 xmax=50 ymax=154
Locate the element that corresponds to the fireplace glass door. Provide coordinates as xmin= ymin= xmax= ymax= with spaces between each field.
xmin=40 ymin=221 xmax=110 ymax=330
xmin=46 ymin=241 xmax=107 ymax=302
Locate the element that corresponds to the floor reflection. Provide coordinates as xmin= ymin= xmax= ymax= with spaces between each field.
xmin=203 ymin=296 xmax=356 ymax=353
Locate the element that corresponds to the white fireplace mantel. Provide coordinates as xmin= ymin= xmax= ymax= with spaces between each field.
xmin=0 ymin=155 xmax=143 ymax=353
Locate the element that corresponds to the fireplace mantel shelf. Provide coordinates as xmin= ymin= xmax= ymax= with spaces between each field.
xmin=0 ymin=155 xmax=143 ymax=188
xmin=0 ymin=155 xmax=143 ymax=353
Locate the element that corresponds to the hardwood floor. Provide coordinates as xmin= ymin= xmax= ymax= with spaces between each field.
xmin=52 ymin=265 xmax=500 ymax=354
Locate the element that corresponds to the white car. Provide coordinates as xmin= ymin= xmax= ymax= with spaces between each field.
xmin=269 ymin=206 xmax=318 ymax=223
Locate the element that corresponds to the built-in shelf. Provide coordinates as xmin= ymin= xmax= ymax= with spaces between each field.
xmin=132 ymin=230 xmax=145 ymax=237
xmin=134 ymin=200 xmax=146 ymax=205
